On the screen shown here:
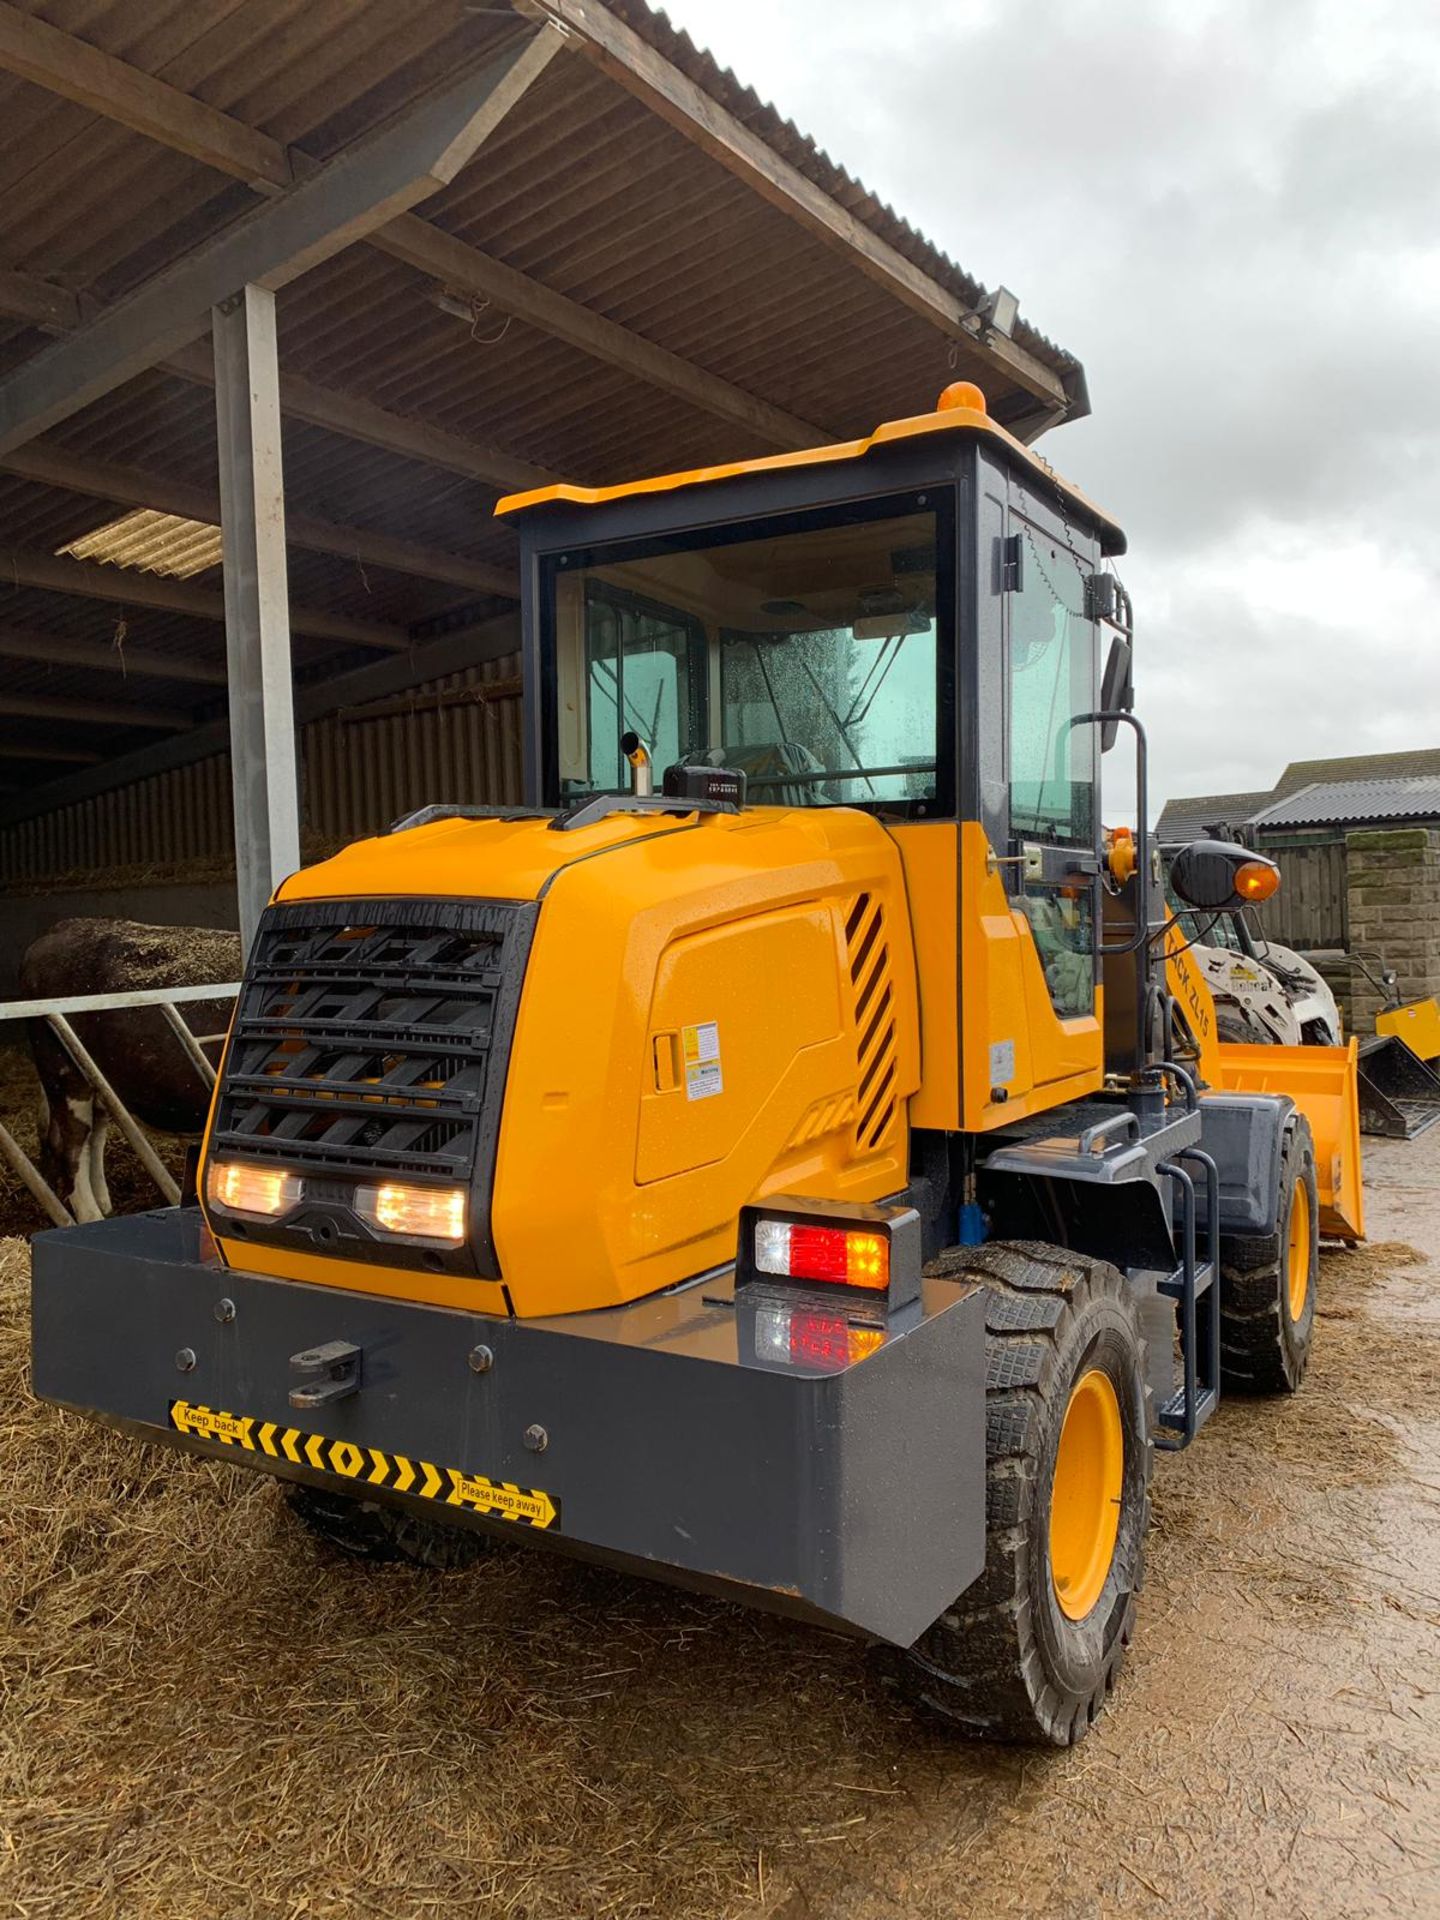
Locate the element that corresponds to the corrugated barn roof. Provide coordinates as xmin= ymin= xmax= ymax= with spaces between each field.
xmin=0 ymin=0 xmax=1090 ymax=846
xmin=1250 ymin=776 xmax=1440 ymax=830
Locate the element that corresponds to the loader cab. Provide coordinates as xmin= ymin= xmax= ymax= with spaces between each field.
xmin=500 ymin=383 xmax=1130 ymax=1132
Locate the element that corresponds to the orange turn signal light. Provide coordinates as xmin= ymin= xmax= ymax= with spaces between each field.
xmin=1233 ymin=860 xmax=1280 ymax=903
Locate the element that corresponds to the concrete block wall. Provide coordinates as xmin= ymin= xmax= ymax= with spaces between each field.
xmin=1345 ymin=827 xmax=1440 ymax=1032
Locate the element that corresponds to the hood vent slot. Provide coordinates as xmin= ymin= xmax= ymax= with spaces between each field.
xmin=845 ymin=892 xmax=898 ymax=1151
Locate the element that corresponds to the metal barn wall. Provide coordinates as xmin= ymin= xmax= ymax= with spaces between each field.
xmin=1251 ymin=836 xmax=1348 ymax=950
xmin=0 ymin=652 xmax=523 ymax=885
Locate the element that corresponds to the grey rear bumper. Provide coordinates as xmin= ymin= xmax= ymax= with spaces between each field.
xmin=31 ymin=1209 xmax=986 ymax=1647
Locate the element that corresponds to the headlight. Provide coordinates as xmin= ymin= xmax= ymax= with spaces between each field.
xmin=207 ymin=1160 xmax=301 ymax=1218
xmin=356 ymin=1182 xmax=467 ymax=1244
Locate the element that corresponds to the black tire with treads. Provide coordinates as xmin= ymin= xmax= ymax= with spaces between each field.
xmin=889 ymin=1241 xmax=1152 ymax=1746
xmin=1215 ymin=1006 xmax=1274 ymax=1046
xmin=1218 ymin=1115 xmax=1318 ymax=1393
xmin=285 ymin=1484 xmax=488 ymax=1569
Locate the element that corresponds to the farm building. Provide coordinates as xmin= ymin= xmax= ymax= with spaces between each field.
xmin=1159 ymin=746 xmax=1440 ymax=1026
xmin=0 ymin=0 xmax=1087 ymax=984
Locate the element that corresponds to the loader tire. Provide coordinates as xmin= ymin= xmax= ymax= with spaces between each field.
xmin=1218 ymin=1115 xmax=1318 ymax=1393
xmin=893 ymin=1242 xmax=1152 ymax=1746
xmin=284 ymin=1484 xmax=488 ymax=1570
xmin=1215 ymin=1007 xmax=1273 ymax=1046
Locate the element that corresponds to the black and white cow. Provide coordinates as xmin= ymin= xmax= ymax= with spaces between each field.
xmin=19 ymin=918 xmax=242 ymax=1222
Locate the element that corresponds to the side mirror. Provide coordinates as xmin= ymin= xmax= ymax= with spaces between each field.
xmin=1169 ymin=838 xmax=1279 ymax=912
xmin=1098 ymin=636 xmax=1134 ymax=752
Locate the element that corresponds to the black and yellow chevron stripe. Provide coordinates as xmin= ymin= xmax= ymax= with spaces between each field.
xmin=168 ymin=1399 xmax=558 ymax=1529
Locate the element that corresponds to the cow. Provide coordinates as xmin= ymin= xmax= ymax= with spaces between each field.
xmin=18 ymin=918 xmax=243 ymax=1222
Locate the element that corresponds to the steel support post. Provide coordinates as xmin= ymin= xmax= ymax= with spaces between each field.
xmin=214 ymin=284 xmax=300 ymax=955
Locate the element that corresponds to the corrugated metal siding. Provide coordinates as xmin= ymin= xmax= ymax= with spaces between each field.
xmin=306 ymin=652 xmax=524 ymax=842
xmin=0 ymin=651 xmax=522 ymax=883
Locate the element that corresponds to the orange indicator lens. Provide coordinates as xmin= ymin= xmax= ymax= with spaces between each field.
xmin=1234 ymin=860 xmax=1280 ymax=902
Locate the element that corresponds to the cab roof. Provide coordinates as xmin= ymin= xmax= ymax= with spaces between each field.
xmin=495 ymin=383 xmax=1126 ymax=556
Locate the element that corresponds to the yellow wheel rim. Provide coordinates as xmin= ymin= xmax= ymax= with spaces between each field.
xmin=1050 ymin=1367 xmax=1125 ymax=1623
xmin=1286 ymin=1180 xmax=1310 ymax=1321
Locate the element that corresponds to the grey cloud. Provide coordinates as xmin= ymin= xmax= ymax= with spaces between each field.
xmin=665 ymin=0 xmax=1440 ymax=802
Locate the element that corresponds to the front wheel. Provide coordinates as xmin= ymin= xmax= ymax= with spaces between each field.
xmin=1218 ymin=1115 xmax=1318 ymax=1393
xmin=893 ymin=1242 xmax=1153 ymax=1745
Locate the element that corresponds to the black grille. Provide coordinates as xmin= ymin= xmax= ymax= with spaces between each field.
xmin=209 ymin=896 xmax=537 ymax=1277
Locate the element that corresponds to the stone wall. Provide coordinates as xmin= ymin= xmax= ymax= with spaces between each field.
xmin=1345 ymin=826 xmax=1440 ymax=1032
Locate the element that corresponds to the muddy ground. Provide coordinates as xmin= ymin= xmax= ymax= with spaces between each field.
xmin=1 ymin=1133 xmax=1437 ymax=1918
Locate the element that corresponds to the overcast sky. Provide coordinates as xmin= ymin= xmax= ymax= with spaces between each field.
xmin=662 ymin=0 xmax=1440 ymax=814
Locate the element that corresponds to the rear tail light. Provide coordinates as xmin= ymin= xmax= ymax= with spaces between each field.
xmin=739 ymin=1197 xmax=921 ymax=1308
xmin=754 ymin=1220 xmax=889 ymax=1291
xmin=207 ymin=1160 xmax=301 ymax=1218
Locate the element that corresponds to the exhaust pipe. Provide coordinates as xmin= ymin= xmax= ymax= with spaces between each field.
xmin=620 ymin=730 xmax=653 ymax=797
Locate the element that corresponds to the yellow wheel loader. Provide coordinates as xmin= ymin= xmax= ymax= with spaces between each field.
xmin=31 ymin=381 xmax=1365 ymax=1746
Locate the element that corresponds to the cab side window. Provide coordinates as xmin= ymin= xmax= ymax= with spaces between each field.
xmin=1007 ymin=521 xmax=1098 ymax=1018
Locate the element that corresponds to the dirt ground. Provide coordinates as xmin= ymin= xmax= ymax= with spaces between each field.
xmin=2 ymin=1134 xmax=1438 ymax=1919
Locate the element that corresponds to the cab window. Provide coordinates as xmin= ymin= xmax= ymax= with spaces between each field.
xmin=1007 ymin=520 xmax=1098 ymax=1018
xmin=552 ymin=496 xmax=951 ymax=817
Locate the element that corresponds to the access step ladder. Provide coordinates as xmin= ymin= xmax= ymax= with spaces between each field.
xmin=1154 ymin=1148 xmax=1221 ymax=1449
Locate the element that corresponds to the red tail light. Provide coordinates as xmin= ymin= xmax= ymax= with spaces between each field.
xmin=754 ymin=1220 xmax=890 ymax=1291
xmin=741 ymin=1197 xmax=922 ymax=1308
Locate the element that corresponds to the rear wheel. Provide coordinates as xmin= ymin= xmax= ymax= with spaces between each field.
xmin=1219 ymin=1115 xmax=1318 ymax=1393
xmin=895 ymin=1242 xmax=1152 ymax=1745
xmin=284 ymin=1484 xmax=488 ymax=1569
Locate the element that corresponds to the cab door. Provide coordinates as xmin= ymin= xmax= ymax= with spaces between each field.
xmin=1003 ymin=505 xmax=1101 ymax=1023
xmin=957 ymin=478 xmax=1107 ymax=1129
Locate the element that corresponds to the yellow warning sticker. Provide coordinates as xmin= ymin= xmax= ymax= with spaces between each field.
xmin=169 ymin=1400 xmax=559 ymax=1529
xmin=681 ymin=1018 xmax=723 ymax=1102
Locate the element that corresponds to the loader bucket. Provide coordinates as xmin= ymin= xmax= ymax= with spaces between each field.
xmin=1354 ymin=1033 xmax=1440 ymax=1142
xmin=1375 ymin=997 xmax=1440 ymax=1064
xmin=1213 ymin=1038 xmax=1365 ymax=1241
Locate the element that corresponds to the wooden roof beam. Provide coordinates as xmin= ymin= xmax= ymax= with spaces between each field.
xmin=0 ymin=624 xmax=229 ymax=685
xmin=0 ymin=274 xmax=549 ymax=500
xmin=0 ymin=441 xmax=520 ymax=598
xmin=0 ymin=8 xmax=827 ymax=453
xmin=0 ymin=272 xmax=552 ymax=498
xmin=0 ymin=742 xmax=104 ymax=764
xmin=0 ymin=267 xmax=81 ymax=330
xmin=0 ymin=1 xmax=292 ymax=189
xmin=0 ymin=545 xmax=408 ymax=651
xmin=162 ymin=339 xmax=552 ymax=493
xmin=515 ymin=0 xmax=1074 ymax=420
xmin=0 ymin=691 xmax=190 ymax=729
xmin=0 ymin=27 xmax=565 ymax=455
xmin=369 ymin=215 xmax=825 ymax=450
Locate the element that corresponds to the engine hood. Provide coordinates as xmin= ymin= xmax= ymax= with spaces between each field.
xmin=218 ymin=803 xmax=921 ymax=1318
xmin=276 ymin=805 xmax=708 ymax=907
